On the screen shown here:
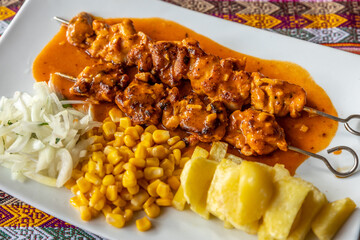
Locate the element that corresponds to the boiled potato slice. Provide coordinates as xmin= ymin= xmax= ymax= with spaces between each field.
xmin=209 ymin=141 xmax=228 ymax=162
xmin=262 ymin=176 xmax=311 ymax=239
xmin=207 ymin=159 xmax=240 ymax=221
xmin=234 ymin=161 xmax=274 ymax=225
xmin=225 ymin=153 xmax=243 ymax=164
xmin=180 ymin=157 xmax=218 ymax=219
xmin=172 ymin=185 xmax=187 ymax=211
xmin=287 ymin=185 xmax=327 ymax=240
xmin=311 ymin=197 xmax=356 ymax=240
xmin=191 ymin=146 xmax=209 ymax=159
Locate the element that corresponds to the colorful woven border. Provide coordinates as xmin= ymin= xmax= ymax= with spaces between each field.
xmin=1 ymin=0 xmax=360 ymax=239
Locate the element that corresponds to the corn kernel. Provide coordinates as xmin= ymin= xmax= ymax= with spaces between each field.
xmin=85 ymin=172 xmax=102 ymax=185
xmin=123 ymin=162 xmax=137 ymax=172
xmin=100 ymin=185 xmax=107 ymax=194
xmin=102 ymin=204 xmax=112 ymax=216
xmin=144 ymin=125 xmax=157 ymax=133
xmin=129 ymin=158 xmax=145 ymax=169
xmin=173 ymin=149 xmax=181 ymax=165
xmin=120 ymin=117 xmax=132 ymax=129
xmin=152 ymin=145 xmax=169 ymax=160
xmin=152 ymin=130 xmax=170 ymax=144
xmin=147 ymin=179 xmax=162 ymax=197
xmin=103 ymin=117 xmax=112 ymax=122
xmin=138 ymin=178 xmax=149 ymax=190
xmin=81 ymin=163 xmax=88 ymax=172
xmin=70 ymin=196 xmax=82 ymax=208
xmin=115 ymin=174 xmax=123 ymax=182
xmin=156 ymin=198 xmax=172 ymax=206
xmin=161 ymin=158 xmax=174 ymax=171
xmin=124 ymin=209 xmax=133 ymax=222
xmin=87 ymin=160 xmax=97 ymax=174
xmin=113 ymin=162 xmax=124 ymax=175
xmin=146 ymin=157 xmax=159 ymax=167
xmin=143 ymin=196 xmax=156 ymax=209
xmin=103 ymin=121 xmax=117 ymax=140
xmin=89 ymin=188 xmax=103 ymax=207
xmin=156 ymin=182 xmax=171 ymax=199
xmin=136 ymin=217 xmax=152 ymax=231
xmin=105 ymin=163 xmax=114 ymax=175
xmin=106 ymin=185 xmax=118 ymax=201
xmin=88 ymin=143 xmax=103 ymax=152
xmin=71 ymin=185 xmax=80 ymax=195
xmin=112 ymin=206 xmax=124 ymax=215
xmin=92 ymin=151 xmax=106 ymax=162
xmin=167 ymin=176 xmax=181 ymax=191
xmin=64 ymin=178 xmax=76 ymax=189
xmin=107 ymin=149 xmax=122 ymax=165
xmin=124 ymin=135 xmax=137 ymax=147
xmin=80 ymin=206 xmax=92 ymax=221
xmin=144 ymin=167 xmax=164 ymax=180
xmin=128 ymin=185 xmax=140 ymax=195
xmin=106 ymin=213 xmax=125 ymax=228
xmin=86 ymin=129 xmax=94 ymax=138
xmin=109 ymin=107 xmax=123 ymax=122
xmin=140 ymin=132 xmax=154 ymax=148
xmin=167 ymin=136 xmax=180 ymax=146
xmin=135 ymin=144 xmax=147 ymax=159
xmin=120 ymin=189 xmax=133 ymax=201
xmin=125 ymin=126 xmax=140 ymax=140
xmin=135 ymin=170 xmax=144 ymax=179
xmin=144 ymin=203 xmax=161 ymax=218
xmin=170 ymin=140 xmax=186 ymax=151
xmin=76 ymin=177 xmax=92 ymax=193
xmin=93 ymin=197 xmax=106 ymax=211
xmin=116 ymin=180 xmax=123 ymax=192
xmin=113 ymin=196 xmax=127 ymax=207
xmin=113 ymin=135 xmax=124 ymax=147
xmin=104 ymin=145 xmax=116 ymax=155
xmin=71 ymin=169 xmax=84 ymax=180
xmin=102 ymin=175 xmax=114 ymax=186
xmin=123 ymin=170 xmax=137 ymax=188
xmin=173 ymin=169 xmax=182 ymax=177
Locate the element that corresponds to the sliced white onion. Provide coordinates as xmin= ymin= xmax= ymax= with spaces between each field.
xmin=0 ymin=82 xmax=99 ymax=187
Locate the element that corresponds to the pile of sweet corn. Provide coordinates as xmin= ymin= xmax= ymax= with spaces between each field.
xmin=64 ymin=108 xmax=189 ymax=231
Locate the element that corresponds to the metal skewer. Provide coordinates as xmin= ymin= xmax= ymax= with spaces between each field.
xmin=53 ymin=16 xmax=69 ymax=25
xmin=288 ymin=145 xmax=359 ymax=178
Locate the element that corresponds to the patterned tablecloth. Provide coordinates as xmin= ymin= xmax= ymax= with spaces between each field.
xmin=1 ymin=0 xmax=360 ymax=239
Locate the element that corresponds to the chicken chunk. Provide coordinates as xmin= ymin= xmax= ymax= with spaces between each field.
xmin=150 ymin=41 xmax=189 ymax=87
xmin=251 ymin=72 xmax=307 ymax=118
xmin=183 ymin=39 xmax=250 ymax=110
xmin=224 ymin=109 xmax=288 ymax=156
xmin=70 ymin=63 xmax=129 ymax=102
xmin=115 ymin=77 xmax=166 ymax=125
xmin=162 ymin=89 xmax=227 ymax=143
xmin=66 ymin=12 xmax=95 ymax=48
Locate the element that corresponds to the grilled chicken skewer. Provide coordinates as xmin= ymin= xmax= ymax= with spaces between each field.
xmin=54 ymin=13 xmax=360 ymax=136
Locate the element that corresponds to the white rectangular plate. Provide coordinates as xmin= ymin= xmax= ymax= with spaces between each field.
xmin=0 ymin=0 xmax=359 ymax=239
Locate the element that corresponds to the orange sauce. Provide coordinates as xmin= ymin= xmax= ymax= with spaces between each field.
xmin=32 ymin=18 xmax=338 ymax=175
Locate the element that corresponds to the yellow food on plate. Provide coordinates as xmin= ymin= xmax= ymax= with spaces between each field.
xmin=66 ymin=107 xmax=188 ymax=231
xmin=180 ymin=156 xmax=218 ymax=219
xmin=311 ymin=197 xmax=356 ymax=240
xmin=175 ymin=141 xmax=356 ymax=240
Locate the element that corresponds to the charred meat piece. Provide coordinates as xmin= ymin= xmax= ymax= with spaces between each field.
xmin=115 ymin=78 xmax=166 ymax=125
xmin=70 ymin=63 xmax=130 ymax=102
xmin=86 ymin=19 xmax=153 ymax=70
xmin=66 ymin=12 xmax=95 ymax=48
xmin=162 ymin=90 xmax=227 ymax=143
xmin=183 ymin=39 xmax=250 ymax=110
xmin=150 ymin=41 xmax=189 ymax=87
xmin=251 ymin=72 xmax=307 ymax=118
xmin=224 ymin=109 xmax=287 ymax=156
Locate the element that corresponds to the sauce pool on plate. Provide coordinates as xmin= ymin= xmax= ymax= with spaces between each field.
xmin=32 ymin=17 xmax=338 ymax=175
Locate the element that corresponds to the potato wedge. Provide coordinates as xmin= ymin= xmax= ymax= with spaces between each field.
xmin=172 ymin=185 xmax=187 ymax=211
xmin=180 ymin=157 xmax=218 ymax=219
xmin=191 ymin=146 xmax=209 ymax=159
xmin=262 ymin=176 xmax=311 ymax=239
xmin=287 ymin=185 xmax=327 ymax=240
xmin=233 ymin=161 xmax=274 ymax=225
xmin=207 ymin=159 xmax=240 ymax=222
xmin=224 ymin=153 xmax=243 ymax=164
xmin=311 ymin=197 xmax=356 ymax=240
xmin=209 ymin=141 xmax=228 ymax=162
